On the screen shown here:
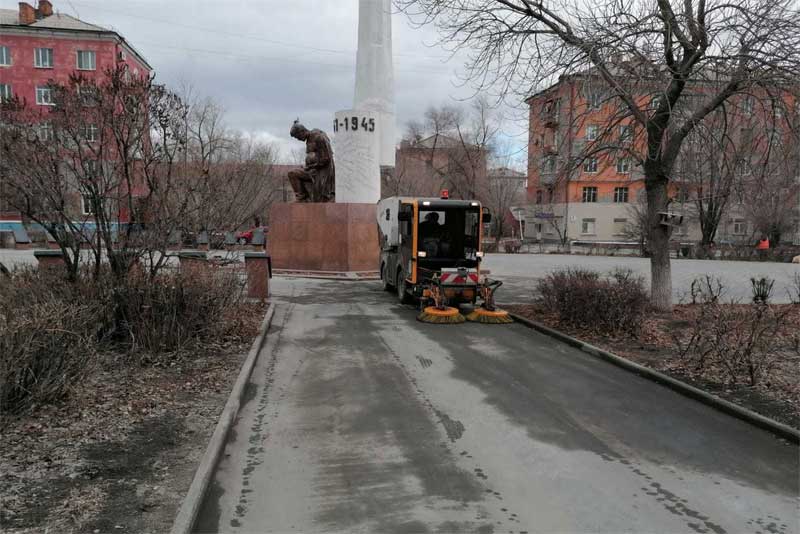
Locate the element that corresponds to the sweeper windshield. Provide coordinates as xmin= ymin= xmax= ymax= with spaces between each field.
xmin=418 ymin=208 xmax=481 ymax=264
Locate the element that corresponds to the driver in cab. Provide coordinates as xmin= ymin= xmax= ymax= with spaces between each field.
xmin=419 ymin=212 xmax=443 ymax=237
xmin=419 ymin=212 xmax=452 ymax=258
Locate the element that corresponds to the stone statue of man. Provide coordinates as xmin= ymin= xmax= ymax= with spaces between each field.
xmin=288 ymin=120 xmax=335 ymax=203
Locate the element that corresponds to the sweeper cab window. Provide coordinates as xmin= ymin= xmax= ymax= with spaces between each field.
xmin=418 ymin=208 xmax=480 ymax=262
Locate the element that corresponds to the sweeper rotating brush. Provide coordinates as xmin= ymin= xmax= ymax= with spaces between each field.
xmin=465 ymin=307 xmax=513 ymax=324
xmin=417 ymin=306 xmax=466 ymax=324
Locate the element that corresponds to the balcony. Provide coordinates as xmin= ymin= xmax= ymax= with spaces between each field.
xmin=542 ymin=144 xmax=558 ymax=155
xmin=539 ymin=170 xmax=558 ymax=185
xmin=540 ymin=111 xmax=559 ymax=128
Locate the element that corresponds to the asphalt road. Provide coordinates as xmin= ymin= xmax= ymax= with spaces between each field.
xmin=195 ymin=277 xmax=798 ymax=534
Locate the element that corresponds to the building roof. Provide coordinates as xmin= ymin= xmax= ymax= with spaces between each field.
xmin=0 ymin=8 xmax=107 ymax=31
xmin=489 ymin=167 xmax=526 ymax=179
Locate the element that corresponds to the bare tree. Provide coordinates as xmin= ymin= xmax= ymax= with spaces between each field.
xmin=623 ymin=195 xmax=652 ymax=257
xmin=742 ymin=111 xmax=800 ymax=246
xmin=396 ymin=0 xmax=800 ymax=310
xmin=0 ymin=101 xmax=86 ymax=279
xmin=486 ymin=171 xmax=525 ymax=239
xmin=0 ymin=68 xmax=282 ymax=282
xmin=393 ymin=96 xmax=498 ymax=200
xmin=674 ymin=109 xmax=738 ymax=250
xmin=177 ymin=97 xmax=281 ymax=235
xmin=0 ymin=67 xmax=189 ymax=280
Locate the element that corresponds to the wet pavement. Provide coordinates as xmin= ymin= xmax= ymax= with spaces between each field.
xmin=194 ymin=277 xmax=799 ymax=534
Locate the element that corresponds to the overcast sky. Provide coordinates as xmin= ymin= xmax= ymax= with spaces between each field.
xmin=8 ymin=0 xmax=529 ymax=165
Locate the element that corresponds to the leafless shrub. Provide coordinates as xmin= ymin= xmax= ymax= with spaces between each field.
xmin=791 ymin=272 xmax=800 ymax=305
xmin=536 ymin=267 xmax=648 ymax=336
xmin=0 ymin=269 xmax=107 ymax=414
xmin=0 ymin=264 xmax=248 ymax=413
xmin=674 ymin=299 xmax=790 ymax=386
xmin=689 ymin=276 xmax=725 ymax=305
xmin=750 ymin=276 xmax=775 ymax=304
xmin=112 ymin=267 xmax=246 ymax=361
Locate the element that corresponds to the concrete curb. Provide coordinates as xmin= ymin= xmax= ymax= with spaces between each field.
xmin=273 ymin=270 xmax=380 ymax=281
xmin=510 ymin=313 xmax=800 ymax=444
xmin=170 ymin=303 xmax=276 ymax=534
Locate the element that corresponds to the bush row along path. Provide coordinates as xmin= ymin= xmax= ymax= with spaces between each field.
xmin=2 ymin=250 xmax=797 ymax=304
xmin=195 ymin=277 xmax=798 ymax=534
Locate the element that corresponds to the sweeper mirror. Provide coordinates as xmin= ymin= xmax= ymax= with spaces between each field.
xmin=482 ymin=207 xmax=492 ymax=224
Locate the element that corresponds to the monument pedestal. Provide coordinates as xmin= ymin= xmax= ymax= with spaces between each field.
xmin=267 ymin=203 xmax=378 ymax=272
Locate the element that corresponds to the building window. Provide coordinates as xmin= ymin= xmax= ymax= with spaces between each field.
xmin=86 ymin=160 xmax=99 ymax=176
xmin=735 ymin=159 xmax=751 ymax=177
xmin=81 ymin=195 xmax=95 ymax=216
xmin=34 ymin=47 xmax=53 ymax=68
xmin=542 ymin=156 xmax=557 ymax=174
xmin=78 ymin=85 xmax=98 ymax=106
xmin=536 ymin=190 xmax=543 ymax=204
xmin=0 ymin=45 xmax=10 ymax=66
xmin=36 ymin=86 xmax=54 ymax=106
xmin=0 ymin=83 xmax=11 ymax=102
xmin=83 ymin=124 xmax=99 ymax=142
xmin=613 ymin=218 xmax=628 ymax=235
xmin=743 ymin=96 xmax=754 ymax=114
xmin=619 ymin=125 xmax=632 ymax=143
xmin=733 ymin=219 xmax=746 ymax=235
xmin=38 ymin=122 xmax=54 ymax=141
xmin=585 ymin=125 xmax=599 ymax=141
xmin=614 ymin=187 xmax=629 ymax=203
xmin=581 ymin=218 xmax=596 ymax=235
xmin=77 ymin=50 xmax=96 ymax=70
xmin=617 ymin=158 xmax=630 ymax=174
xmin=587 ymin=92 xmax=602 ymax=108
xmin=583 ymin=158 xmax=598 ymax=174
xmin=582 ymin=186 xmax=598 ymax=203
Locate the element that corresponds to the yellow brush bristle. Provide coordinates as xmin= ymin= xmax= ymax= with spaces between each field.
xmin=417 ymin=306 xmax=466 ymax=324
xmin=465 ymin=309 xmax=514 ymax=324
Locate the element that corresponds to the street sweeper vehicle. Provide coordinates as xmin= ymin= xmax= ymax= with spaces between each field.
xmin=377 ymin=192 xmax=512 ymax=324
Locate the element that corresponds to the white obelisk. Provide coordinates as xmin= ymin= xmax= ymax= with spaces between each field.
xmin=334 ymin=0 xmax=395 ymax=203
xmin=354 ymin=0 xmax=395 ymax=168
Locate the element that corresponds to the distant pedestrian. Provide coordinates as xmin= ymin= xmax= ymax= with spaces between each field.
xmin=756 ymin=236 xmax=770 ymax=260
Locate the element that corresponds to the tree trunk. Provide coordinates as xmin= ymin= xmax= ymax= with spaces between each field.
xmin=645 ymin=172 xmax=673 ymax=311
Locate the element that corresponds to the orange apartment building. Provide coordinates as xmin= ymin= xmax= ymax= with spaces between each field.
xmin=525 ymin=74 xmax=800 ymax=246
xmin=526 ymin=75 xmax=673 ymax=244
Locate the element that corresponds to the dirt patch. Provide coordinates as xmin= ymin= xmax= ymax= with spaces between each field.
xmin=507 ymin=304 xmax=800 ymax=430
xmin=0 ymin=305 xmax=266 ymax=533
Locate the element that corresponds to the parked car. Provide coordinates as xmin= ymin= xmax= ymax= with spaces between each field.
xmin=235 ymin=226 xmax=268 ymax=245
